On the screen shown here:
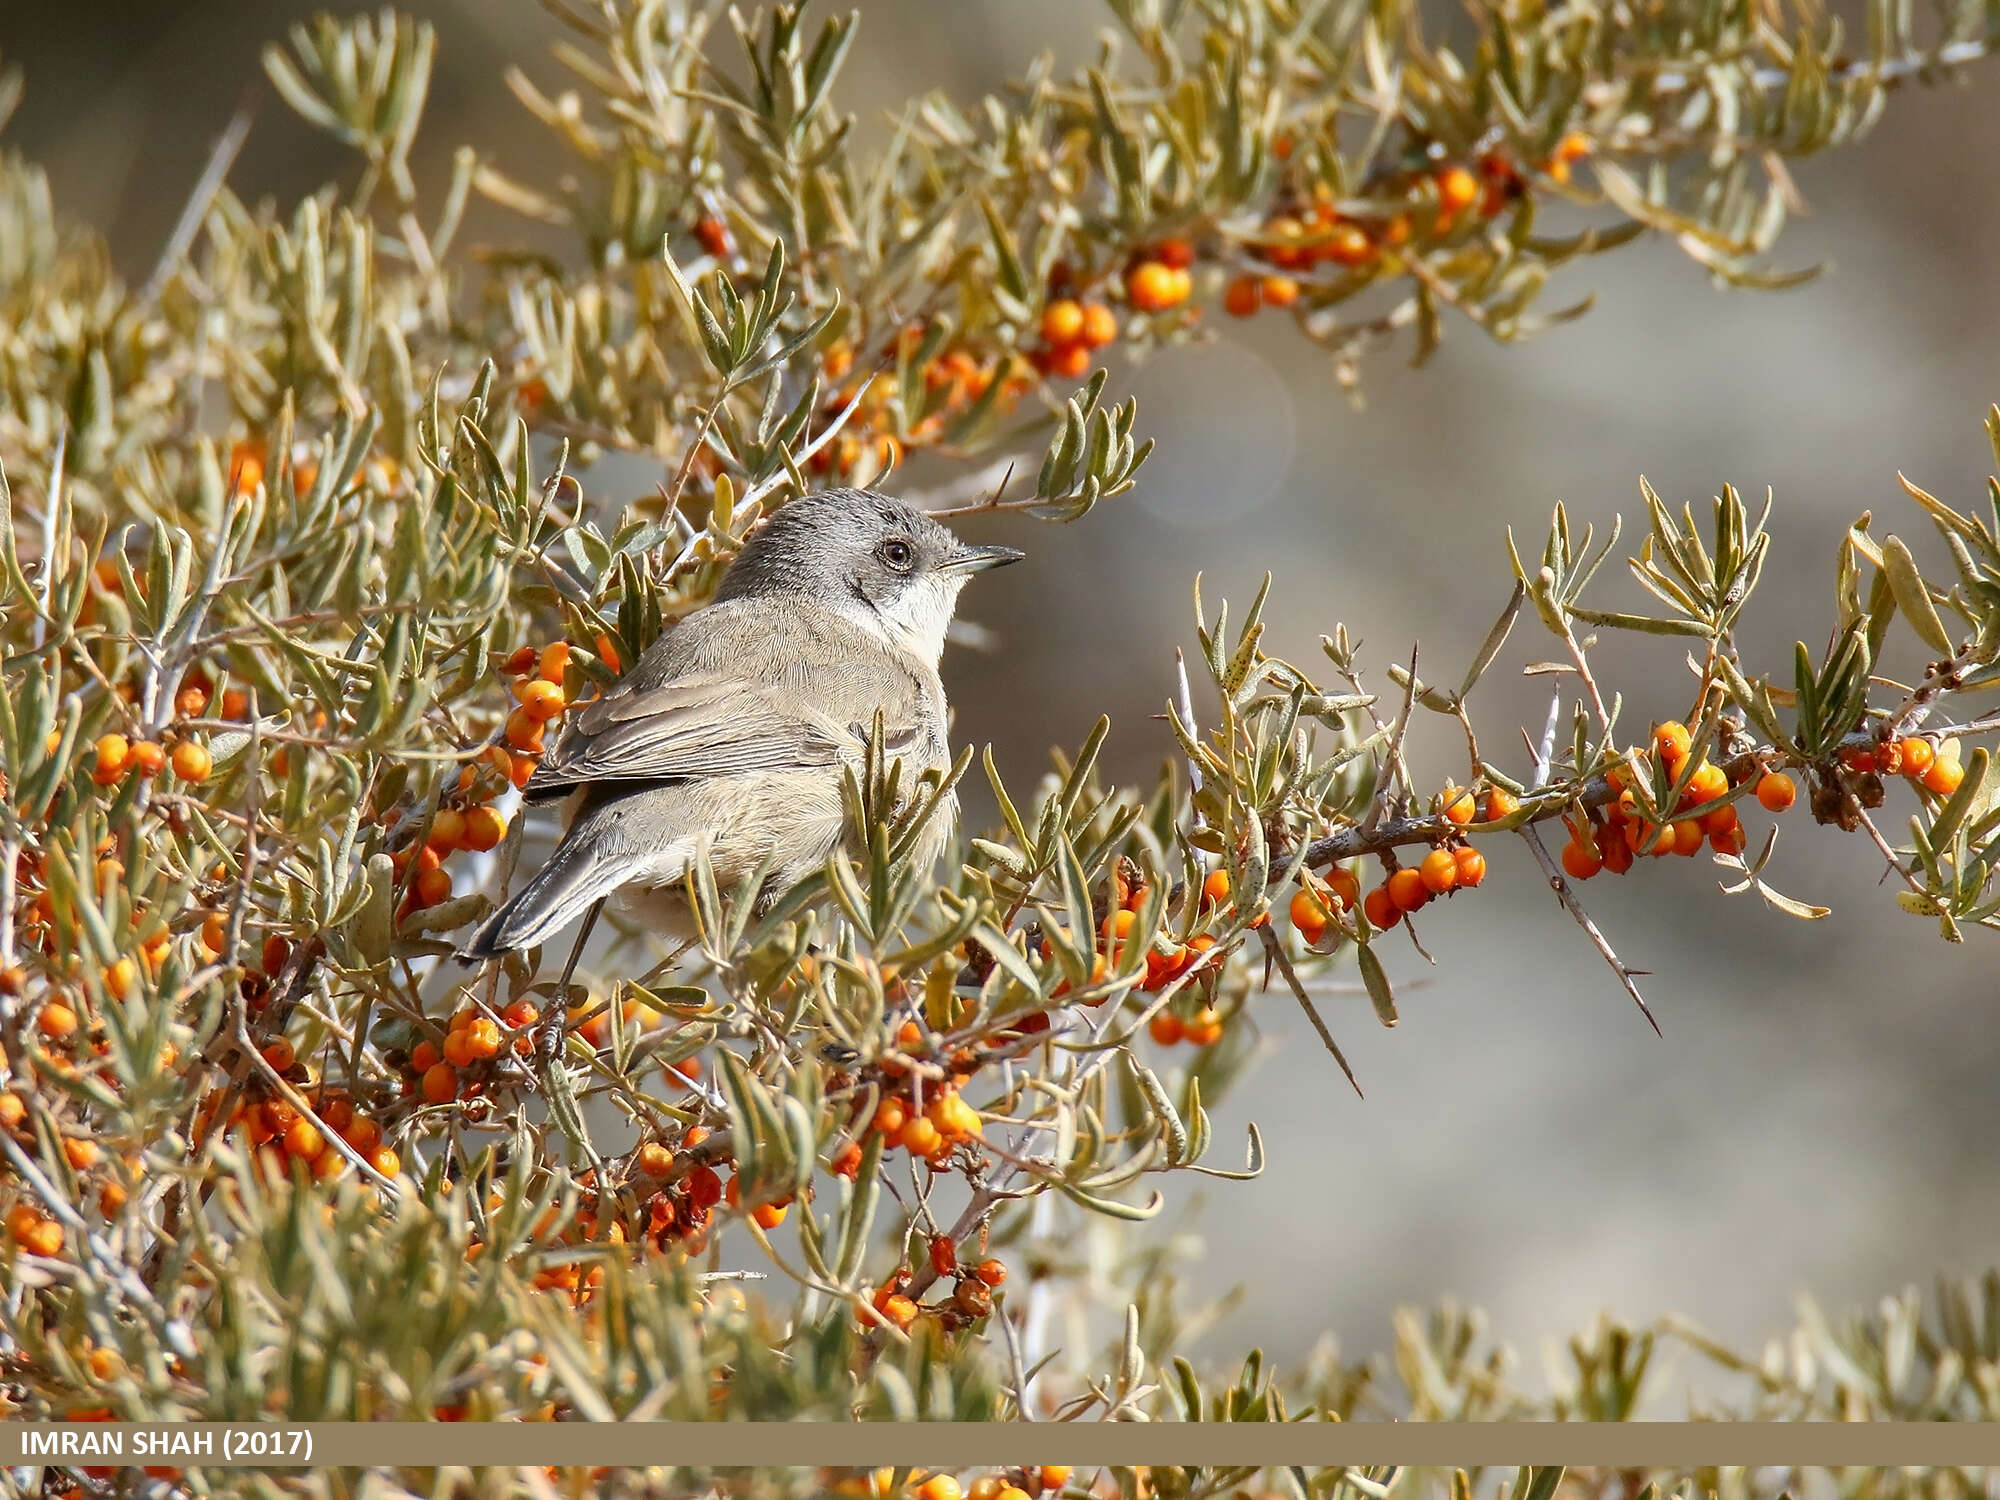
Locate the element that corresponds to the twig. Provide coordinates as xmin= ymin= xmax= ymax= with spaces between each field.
xmin=144 ymin=103 xmax=254 ymax=302
xmin=1520 ymin=822 xmax=1660 ymax=1036
xmin=997 ymin=1294 xmax=1038 ymax=1421
xmin=1257 ymin=923 xmax=1363 ymax=1096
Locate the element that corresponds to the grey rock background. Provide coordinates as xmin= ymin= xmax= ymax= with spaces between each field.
xmin=9 ymin=0 xmax=1998 ymax=1389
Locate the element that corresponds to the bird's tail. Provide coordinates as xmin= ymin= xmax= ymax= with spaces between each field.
xmin=457 ymin=831 xmax=630 ymax=963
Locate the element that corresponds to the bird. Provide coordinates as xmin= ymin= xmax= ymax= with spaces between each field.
xmin=458 ymin=486 xmax=1023 ymax=963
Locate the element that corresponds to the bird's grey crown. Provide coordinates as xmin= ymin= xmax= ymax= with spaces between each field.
xmin=714 ymin=487 xmax=963 ymax=605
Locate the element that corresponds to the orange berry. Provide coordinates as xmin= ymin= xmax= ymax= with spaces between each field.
xmin=1709 ymin=820 xmax=1747 ymax=856
xmin=1701 ymin=804 xmax=1742 ymax=839
xmin=1387 ymin=867 xmax=1431 ymax=913
xmin=1684 ymin=761 xmax=1729 ymax=806
xmin=1043 ymin=341 xmax=1091 ymax=379
xmin=1840 ymin=744 xmax=1877 ymax=774
xmin=1436 ymin=166 xmax=1480 ymax=213
xmin=509 ymin=753 xmax=537 ymax=789
xmin=1148 ymin=1011 xmax=1184 ymax=1046
xmin=1922 ymin=756 xmax=1965 ymax=797
xmin=1201 ymin=869 xmax=1233 ymax=907
xmin=462 ymin=806 xmax=507 ymax=852
xmin=262 ymin=1037 xmax=296 ymax=1072
xmin=1672 ymin=818 xmax=1705 ymax=856
xmin=1129 ymin=261 xmax=1189 ymax=311
xmin=1325 ymin=866 xmax=1360 ymax=910
xmin=1259 ymin=274 xmax=1300 ymax=306
xmin=129 ymin=741 xmax=166 ymax=778
xmin=169 ymin=740 xmax=211 ymax=783
xmin=415 ymin=866 xmax=453 ymax=908
xmin=517 ymin=678 xmax=566 ymax=723
xmin=229 ymin=442 xmax=266 ymax=493
xmin=410 ymin=1038 xmax=441 ymax=1074
xmin=1321 ymin=222 xmax=1376 ymax=267
xmin=1079 ymin=302 xmax=1118 ymax=348
xmin=442 ymin=1028 xmax=476 ymax=1069
xmin=1560 ymin=838 xmax=1602 ymax=880
xmin=461 ymin=1017 xmax=503 ymax=1061
xmin=0 ymin=967 xmax=20 ymax=998
xmin=1184 ymin=1007 xmax=1223 ymax=1046
xmin=1899 ymin=737 xmax=1936 ymax=778
xmin=0 ymin=1092 xmax=23 ymax=1129
xmin=1482 ymin=786 xmax=1521 ymax=822
xmin=63 ymin=1137 xmax=100 ymax=1170
xmin=22 ymin=1219 xmax=63 ymax=1258
xmin=370 ymin=1147 xmax=402 ymax=1178
xmin=1756 ymin=771 xmax=1796 ymax=812
xmin=831 ymin=1141 xmax=863 ymax=1178
xmin=284 ymin=1117 xmax=325 ymax=1160
xmin=103 ymin=957 xmax=137 ymax=999
xmin=1289 ymin=887 xmax=1331 ymax=942
xmin=1418 ymin=848 xmax=1459 ymax=895
xmin=1654 ymin=721 xmax=1693 ymax=766
xmin=427 ymin=808 xmax=467 ymax=852
xmin=1041 ymin=299 xmax=1086 ymax=345
xmin=693 ymin=215 xmax=730 ymax=257
xmin=92 ymin=734 xmax=130 ymax=786
xmin=38 ymin=1003 xmax=79 ymax=1039
xmin=220 ymin=688 xmax=250 ymax=719
xmin=261 ymin=934 xmax=290 ymax=975
xmin=1036 ymin=1470 xmax=1072 ymax=1493
xmin=897 ymin=1116 xmax=941 ymax=1156
xmin=537 ymin=642 xmax=571 ymax=684
xmin=1102 ymin=907 xmax=1140 ymax=954
xmin=1143 ymin=943 xmax=1191 ymax=990
xmin=505 ymin=708 xmax=545 ymax=754
xmin=1362 ymin=885 xmax=1400 ymax=931
xmin=878 ymin=1292 xmax=919 ymax=1331
xmin=1597 ymin=827 xmax=1635 ymax=875
xmin=1223 ymin=276 xmax=1262 ymax=317
xmin=1439 ymin=785 xmax=1475 ymax=825
xmin=752 ymin=1200 xmax=788 ymax=1230
xmin=343 ymin=1118 xmax=382 ymax=1155
xmin=871 ymin=1098 xmax=907 ymax=1137
xmin=686 ymin=1165 xmax=723 ymax=1208
xmin=1155 ymin=237 xmax=1196 ymax=269
xmin=973 ymin=1257 xmax=1007 ymax=1287
xmin=1453 ymin=847 xmax=1487 ymax=887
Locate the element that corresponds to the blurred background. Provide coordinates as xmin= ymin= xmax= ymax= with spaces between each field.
xmin=8 ymin=0 xmax=2000 ymax=1393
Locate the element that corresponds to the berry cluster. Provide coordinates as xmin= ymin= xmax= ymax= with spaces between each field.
xmin=867 ymin=1245 xmax=1008 ymax=1335
xmin=842 ymin=1021 xmax=987 ymax=1166
xmin=811 ymin=335 xmax=1032 ymax=482
xmin=407 ymin=1000 xmax=539 ymax=1104
xmin=1345 ymin=784 xmax=1499 ymax=931
xmin=831 ymin=1469 xmax=1073 ymax=1500
xmin=194 ymin=1074 xmax=401 ymax=1185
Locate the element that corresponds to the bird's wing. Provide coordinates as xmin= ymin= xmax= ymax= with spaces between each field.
xmin=523 ymin=646 xmax=934 ymax=801
xmin=522 ymin=674 xmax=837 ymax=798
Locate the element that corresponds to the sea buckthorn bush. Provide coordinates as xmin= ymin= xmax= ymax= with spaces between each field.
xmin=3 ymin=0 xmax=2000 ymax=1490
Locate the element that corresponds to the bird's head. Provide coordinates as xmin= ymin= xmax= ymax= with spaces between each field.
xmin=715 ymin=487 xmax=1023 ymax=663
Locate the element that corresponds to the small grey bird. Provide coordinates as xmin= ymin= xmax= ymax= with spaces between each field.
xmin=459 ymin=487 xmax=1022 ymax=961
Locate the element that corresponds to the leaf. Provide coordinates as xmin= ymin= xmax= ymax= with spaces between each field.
xmin=1881 ymin=535 xmax=1954 ymax=654
xmin=1357 ymin=943 xmax=1398 ymax=1027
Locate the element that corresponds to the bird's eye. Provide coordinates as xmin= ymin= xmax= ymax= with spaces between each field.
xmin=880 ymin=538 xmax=915 ymax=571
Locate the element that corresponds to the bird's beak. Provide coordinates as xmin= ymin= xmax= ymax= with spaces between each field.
xmin=941 ymin=543 xmax=1025 ymax=575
